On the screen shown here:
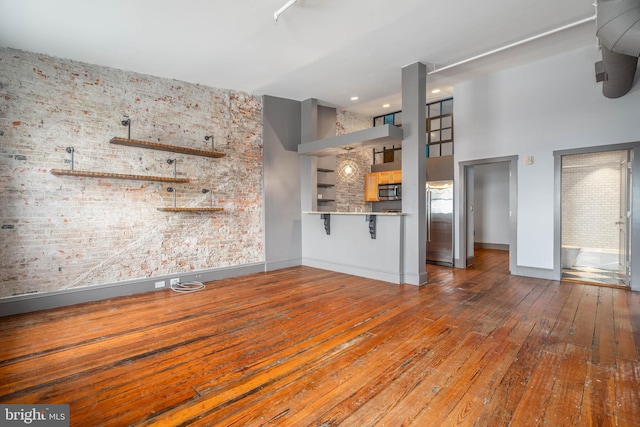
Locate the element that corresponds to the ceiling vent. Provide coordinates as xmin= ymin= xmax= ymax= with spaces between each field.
xmin=596 ymin=0 xmax=640 ymax=98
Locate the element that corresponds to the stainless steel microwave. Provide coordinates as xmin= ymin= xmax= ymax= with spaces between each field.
xmin=378 ymin=184 xmax=401 ymax=201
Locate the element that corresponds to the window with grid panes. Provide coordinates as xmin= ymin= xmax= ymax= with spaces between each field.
xmin=426 ymin=98 xmax=453 ymax=158
xmin=373 ymin=98 xmax=453 ymax=158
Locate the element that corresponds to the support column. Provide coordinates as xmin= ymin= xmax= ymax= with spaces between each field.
xmin=401 ymin=62 xmax=427 ymax=285
xmin=300 ymin=98 xmax=319 ymax=212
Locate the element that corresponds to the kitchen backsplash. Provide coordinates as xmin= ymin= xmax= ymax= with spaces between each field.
xmin=335 ymin=148 xmax=373 ymax=212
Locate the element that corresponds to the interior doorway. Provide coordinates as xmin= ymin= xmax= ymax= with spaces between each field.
xmin=560 ymin=150 xmax=632 ymax=287
xmin=458 ymin=156 xmax=518 ymax=274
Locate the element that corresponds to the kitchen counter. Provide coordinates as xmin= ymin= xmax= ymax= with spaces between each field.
xmin=303 ymin=211 xmax=406 ymax=216
xmin=302 ymin=211 xmax=405 ymax=283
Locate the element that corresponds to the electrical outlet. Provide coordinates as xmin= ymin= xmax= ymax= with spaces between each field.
xmin=155 ymin=280 xmax=165 ymax=289
xmin=170 ymin=278 xmax=180 ymax=287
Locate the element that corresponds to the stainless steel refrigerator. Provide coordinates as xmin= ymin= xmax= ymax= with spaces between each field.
xmin=426 ymin=181 xmax=454 ymax=266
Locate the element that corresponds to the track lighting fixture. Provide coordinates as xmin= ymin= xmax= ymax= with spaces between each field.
xmin=274 ymin=0 xmax=298 ymax=22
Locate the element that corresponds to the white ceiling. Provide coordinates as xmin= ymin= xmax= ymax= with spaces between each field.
xmin=0 ymin=0 xmax=598 ymax=117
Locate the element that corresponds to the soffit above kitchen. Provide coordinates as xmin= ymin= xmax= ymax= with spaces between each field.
xmin=298 ymin=124 xmax=403 ymax=157
xmin=0 ymin=0 xmax=596 ymax=117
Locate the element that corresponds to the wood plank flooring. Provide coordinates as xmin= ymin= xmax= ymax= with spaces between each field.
xmin=1 ymin=249 xmax=639 ymax=426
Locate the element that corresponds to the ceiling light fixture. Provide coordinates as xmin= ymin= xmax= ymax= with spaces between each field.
xmin=350 ymin=96 xmax=359 ymax=101
xmin=382 ymin=103 xmax=390 ymax=108
xmin=274 ymin=0 xmax=298 ymax=22
xmin=337 ymin=147 xmax=359 ymax=183
xmin=431 ymin=89 xmax=441 ymax=94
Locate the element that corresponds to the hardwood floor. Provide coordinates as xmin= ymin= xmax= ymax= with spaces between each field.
xmin=1 ymin=249 xmax=639 ymax=426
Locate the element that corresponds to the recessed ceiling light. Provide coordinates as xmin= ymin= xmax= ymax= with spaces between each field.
xmin=382 ymin=103 xmax=390 ymax=108
xmin=350 ymin=96 xmax=359 ymax=101
xmin=431 ymin=89 xmax=441 ymax=94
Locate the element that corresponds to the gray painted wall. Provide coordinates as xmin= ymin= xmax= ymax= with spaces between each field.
xmin=454 ymin=45 xmax=640 ymax=270
xmin=426 ymin=156 xmax=453 ymax=181
xmin=318 ymin=105 xmax=337 ymax=140
xmin=474 ymin=162 xmax=510 ymax=246
xmin=263 ymin=95 xmax=303 ymax=270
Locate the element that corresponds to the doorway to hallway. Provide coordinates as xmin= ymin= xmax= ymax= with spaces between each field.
xmin=560 ymin=150 xmax=632 ymax=287
xmin=458 ymin=156 xmax=518 ymax=275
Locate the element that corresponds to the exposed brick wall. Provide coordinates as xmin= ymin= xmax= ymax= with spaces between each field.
xmin=335 ymin=110 xmax=372 ymax=212
xmin=0 ymin=48 xmax=263 ymax=298
xmin=561 ymin=150 xmax=626 ymax=250
xmin=335 ymin=149 xmax=374 ymax=212
xmin=336 ymin=110 xmax=371 ymax=136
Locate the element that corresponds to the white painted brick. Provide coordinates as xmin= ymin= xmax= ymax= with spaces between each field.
xmin=561 ymin=151 xmax=626 ymax=250
xmin=0 ymin=48 xmax=263 ymax=297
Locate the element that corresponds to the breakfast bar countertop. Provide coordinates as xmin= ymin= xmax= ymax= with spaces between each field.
xmin=303 ymin=211 xmax=406 ymax=216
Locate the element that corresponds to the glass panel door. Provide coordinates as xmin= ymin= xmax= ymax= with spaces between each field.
xmin=619 ymin=151 xmax=632 ymax=284
xmin=561 ymin=150 xmax=631 ymax=286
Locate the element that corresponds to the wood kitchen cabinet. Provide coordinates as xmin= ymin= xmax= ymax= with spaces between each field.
xmin=376 ymin=170 xmax=402 ymax=185
xmin=378 ymin=171 xmax=391 ymax=185
xmin=365 ymin=173 xmax=380 ymax=202
xmin=364 ymin=169 xmax=402 ymax=202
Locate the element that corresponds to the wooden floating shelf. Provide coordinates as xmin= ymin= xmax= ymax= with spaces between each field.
xmin=50 ymin=169 xmax=190 ymax=183
xmin=157 ymin=207 xmax=224 ymax=212
xmin=110 ymin=137 xmax=225 ymax=158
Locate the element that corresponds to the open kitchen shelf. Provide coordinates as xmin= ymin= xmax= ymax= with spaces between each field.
xmin=316 ymin=165 xmax=336 ymax=211
xmin=50 ymin=169 xmax=190 ymax=183
xmin=110 ymin=137 xmax=225 ymax=158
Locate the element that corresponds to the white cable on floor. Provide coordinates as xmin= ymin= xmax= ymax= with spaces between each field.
xmin=170 ymin=280 xmax=205 ymax=293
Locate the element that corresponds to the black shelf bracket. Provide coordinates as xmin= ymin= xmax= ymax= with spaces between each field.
xmin=320 ymin=214 xmax=330 ymax=235
xmin=204 ymin=135 xmax=214 ymax=151
xmin=121 ymin=115 xmax=131 ymax=139
xmin=65 ymin=147 xmax=75 ymax=170
xmin=366 ymin=214 xmax=377 ymax=239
